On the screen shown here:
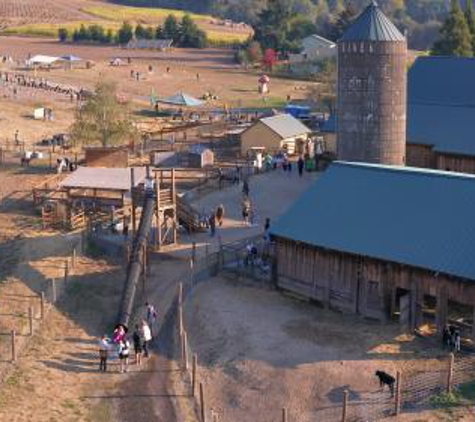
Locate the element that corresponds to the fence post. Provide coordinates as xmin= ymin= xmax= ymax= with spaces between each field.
xmin=200 ymin=382 xmax=206 ymax=422
xmin=28 ymin=307 xmax=34 ymax=336
xmin=51 ymin=278 xmax=57 ymax=303
xmin=64 ymin=260 xmax=69 ymax=286
xmin=72 ymin=247 xmax=76 ymax=269
xmin=40 ymin=292 xmax=45 ymax=319
xmin=183 ymin=330 xmax=189 ymax=371
xmin=282 ymin=407 xmax=288 ymax=422
xmin=192 ymin=241 xmax=197 ymax=264
xmin=341 ymin=390 xmax=348 ymax=422
xmin=190 ymin=258 xmax=194 ymax=285
xmin=395 ymin=371 xmax=402 ymax=415
xmin=192 ymin=354 xmax=198 ymax=397
xmin=447 ymin=353 xmax=454 ymax=393
xmin=11 ymin=330 xmax=16 ymax=362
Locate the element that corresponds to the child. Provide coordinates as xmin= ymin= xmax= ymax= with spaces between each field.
xmin=98 ymin=335 xmax=111 ymax=372
xmin=118 ymin=338 xmax=131 ymax=373
xmin=133 ymin=325 xmax=143 ymax=366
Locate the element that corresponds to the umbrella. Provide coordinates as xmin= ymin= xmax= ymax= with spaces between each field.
xmin=156 ymin=92 xmax=205 ymax=107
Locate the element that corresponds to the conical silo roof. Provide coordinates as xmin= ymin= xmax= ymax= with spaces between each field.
xmin=340 ymin=0 xmax=405 ymax=42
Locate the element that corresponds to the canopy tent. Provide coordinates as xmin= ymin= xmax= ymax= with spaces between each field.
xmin=27 ymin=55 xmax=62 ymax=66
xmin=61 ymin=55 xmax=82 ymax=62
xmin=155 ymin=92 xmax=205 ymax=107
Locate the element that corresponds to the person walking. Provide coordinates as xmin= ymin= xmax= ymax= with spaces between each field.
xmin=146 ymin=302 xmax=158 ymax=329
xmin=98 ymin=335 xmax=111 ymax=372
xmin=133 ymin=325 xmax=143 ymax=366
xmin=242 ymin=179 xmax=250 ymax=197
xmin=216 ymin=204 xmax=225 ymax=227
xmin=118 ymin=338 xmax=131 ymax=373
xmin=242 ymin=197 xmax=251 ymax=225
xmin=141 ymin=320 xmax=152 ymax=358
xmin=298 ymin=156 xmax=304 ymax=177
xmin=209 ymin=213 xmax=216 ymax=237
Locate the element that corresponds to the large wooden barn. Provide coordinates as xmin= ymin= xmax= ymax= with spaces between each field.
xmin=406 ymin=57 xmax=475 ymax=174
xmin=270 ymin=162 xmax=475 ymax=340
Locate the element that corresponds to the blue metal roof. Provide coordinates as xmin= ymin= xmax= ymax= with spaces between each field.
xmin=271 ymin=162 xmax=475 ymax=281
xmin=408 ymin=103 xmax=475 ymax=156
xmin=409 ymin=56 xmax=475 ymax=107
xmin=407 ymin=56 xmax=475 ymax=156
xmin=340 ymin=1 xmax=405 ymax=42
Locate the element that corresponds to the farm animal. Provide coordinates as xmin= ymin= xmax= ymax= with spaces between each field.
xmin=375 ymin=370 xmax=396 ymax=397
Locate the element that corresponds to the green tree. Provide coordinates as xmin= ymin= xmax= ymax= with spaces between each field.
xmin=162 ymin=14 xmax=180 ymax=42
xmin=117 ymin=22 xmax=134 ymax=45
xmin=432 ymin=0 xmax=473 ymax=57
xmin=70 ymin=81 xmax=138 ymax=147
xmin=179 ymin=15 xmax=208 ymax=48
xmin=465 ymin=0 xmax=475 ymax=53
xmin=246 ymin=40 xmax=263 ymax=63
xmin=329 ymin=2 xmax=357 ymax=41
xmin=88 ymin=25 xmax=106 ymax=43
xmin=58 ymin=28 xmax=69 ymax=42
xmin=77 ymin=24 xmax=89 ymax=42
xmin=135 ymin=24 xmax=146 ymax=39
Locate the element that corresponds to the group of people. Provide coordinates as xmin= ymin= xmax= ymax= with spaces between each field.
xmin=442 ymin=325 xmax=462 ymax=352
xmin=98 ymin=302 xmax=157 ymax=373
xmin=0 ymin=71 xmax=87 ymax=102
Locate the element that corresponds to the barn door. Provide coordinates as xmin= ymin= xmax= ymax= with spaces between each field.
xmin=400 ymin=293 xmax=411 ymax=327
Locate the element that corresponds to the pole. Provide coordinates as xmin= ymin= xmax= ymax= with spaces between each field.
xmin=28 ymin=307 xmax=33 ymax=336
xmin=342 ymin=390 xmax=348 ymax=422
xmin=282 ymin=407 xmax=288 ymax=422
xmin=395 ymin=371 xmax=402 ymax=415
xmin=72 ymin=247 xmax=76 ymax=269
xmin=192 ymin=354 xmax=198 ymax=397
xmin=51 ymin=278 xmax=57 ymax=303
xmin=11 ymin=330 xmax=16 ymax=362
xmin=64 ymin=260 xmax=69 ymax=286
xmin=131 ymin=168 xmax=137 ymax=236
xmin=40 ymin=292 xmax=45 ymax=319
xmin=200 ymin=382 xmax=206 ymax=422
xmin=447 ymin=353 xmax=454 ymax=393
xmin=183 ymin=330 xmax=189 ymax=371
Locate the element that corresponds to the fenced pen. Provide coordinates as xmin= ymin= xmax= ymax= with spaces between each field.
xmin=0 ymin=243 xmax=81 ymax=387
xmin=163 ymin=239 xmax=475 ymax=422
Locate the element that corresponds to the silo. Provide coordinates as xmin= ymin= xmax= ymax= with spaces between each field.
xmin=337 ymin=0 xmax=407 ymax=165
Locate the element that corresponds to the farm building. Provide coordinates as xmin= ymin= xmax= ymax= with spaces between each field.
xmin=240 ymin=114 xmax=312 ymax=156
xmin=299 ymin=34 xmax=336 ymax=61
xmin=271 ymin=162 xmax=475 ymax=340
xmin=187 ymin=145 xmax=214 ymax=168
xmin=125 ymin=39 xmax=173 ymax=51
xmin=337 ymin=1 xmax=407 ymax=166
xmin=85 ymin=147 xmax=129 ymax=168
xmin=406 ymin=57 xmax=475 ymax=174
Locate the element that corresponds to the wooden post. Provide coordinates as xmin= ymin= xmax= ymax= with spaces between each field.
xmin=341 ymin=390 xmax=348 ymax=422
xmin=154 ymin=172 xmax=160 ymax=250
xmin=190 ymin=258 xmax=194 ymax=286
xmin=183 ymin=330 xmax=189 ymax=371
xmin=200 ymin=382 xmax=206 ymax=422
xmin=51 ymin=278 xmax=57 ymax=303
xmin=131 ymin=168 xmax=137 ymax=236
xmin=40 ymin=292 xmax=45 ymax=319
xmin=126 ymin=242 xmax=131 ymax=264
xmin=192 ymin=241 xmax=197 ymax=264
xmin=64 ymin=260 xmax=69 ymax=286
xmin=171 ymin=168 xmax=177 ymax=244
xmin=395 ymin=371 xmax=402 ymax=415
xmin=11 ymin=330 xmax=16 ymax=362
xmin=282 ymin=407 xmax=288 ymax=422
xmin=447 ymin=353 xmax=454 ymax=393
xmin=28 ymin=307 xmax=34 ymax=336
xmin=72 ymin=247 xmax=77 ymax=269
xmin=192 ymin=354 xmax=198 ymax=397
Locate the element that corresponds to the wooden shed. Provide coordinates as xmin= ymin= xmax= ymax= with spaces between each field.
xmin=240 ymin=114 xmax=312 ymax=156
xmin=271 ymin=162 xmax=475 ymax=341
xmin=85 ymin=147 xmax=129 ymax=168
xmin=187 ymin=145 xmax=214 ymax=168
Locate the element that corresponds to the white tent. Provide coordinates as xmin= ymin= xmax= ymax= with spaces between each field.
xmin=27 ymin=55 xmax=62 ymax=67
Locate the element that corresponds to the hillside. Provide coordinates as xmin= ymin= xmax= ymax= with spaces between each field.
xmin=0 ymin=0 xmax=251 ymax=44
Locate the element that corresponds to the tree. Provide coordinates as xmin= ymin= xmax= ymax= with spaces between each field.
xmin=179 ymin=15 xmax=208 ymax=48
xmin=162 ymin=14 xmax=180 ymax=42
xmin=135 ymin=24 xmax=147 ymax=39
xmin=117 ymin=22 xmax=134 ymax=45
xmin=58 ymin=28 xmax=69 ymax=42
xmin=247 ymin=41 xmax=263 ymax=63
xmin=465 ymin=0 xmax=475 ymax=53
xmin=70 ymin=81 xmax=138 ymax=148
xmin=329 ymin=2 xmax=357 ymax=41
xmin=432 ymin=0 xmax=473 ymax=57
xmin=263 ymin=48 xmax=277 ymax=71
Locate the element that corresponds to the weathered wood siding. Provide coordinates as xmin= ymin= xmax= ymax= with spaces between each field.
xmin=437 ymin=153 xmax=475 ymax=174
xmin=275 ymin=237 xmax=475 ymax=331
xmin=406 ymin=143 xmax=436 ymax=168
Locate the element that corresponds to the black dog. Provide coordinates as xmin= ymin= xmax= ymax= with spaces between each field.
xmin=375 ymin=370 xmax=395 ymax=397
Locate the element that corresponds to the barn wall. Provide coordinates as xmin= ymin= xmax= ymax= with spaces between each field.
xmin=437 ymin=153 xmax=475 ymax=174
xmin=406 ymin=143 xmax=436 ymax=169
xmin=274 ymin=237 xmax=475 ymax=328
xmin=85 ymin=148 xmax=128 ymax=168
xmin=240 ymin=122 xmax=282 ymax=155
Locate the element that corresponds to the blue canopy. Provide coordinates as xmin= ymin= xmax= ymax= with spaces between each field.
xmin=61 ymin=55 xmax=82 ymax=62
xmin=156 ymin=92 xmax=204 ymax=107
